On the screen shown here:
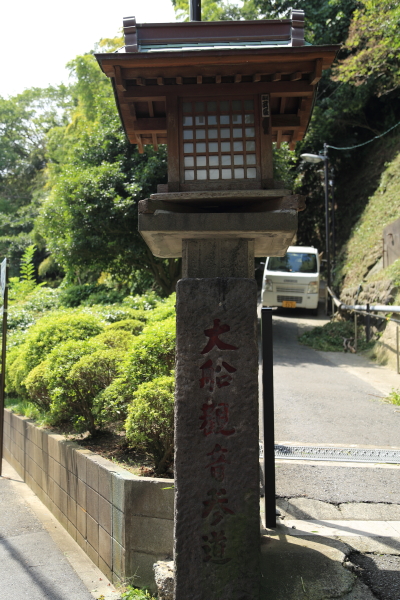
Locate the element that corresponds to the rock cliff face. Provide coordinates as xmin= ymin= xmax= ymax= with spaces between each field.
xmin=340 ymin=279 xmax=399 ymax=371
xmin=372 ymin=320 xmax=399 ymax=371
xmin=340 ymin=280 xmax=397 ymax=307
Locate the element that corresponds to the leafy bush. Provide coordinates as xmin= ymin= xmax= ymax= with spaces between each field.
xmin=24 ymin=361 xmax=51 ymax=411
xmin=125 ymin=318 xmax=176 ymax=388
xmin=67 ymin=348 xmax=125 ymax=431
xmin=105 ymin=319 xmax=144 ymax=335
xmin=6 ymin=291 xmax=177 ymax=444
xmin=21 ymin=287 xmax=62 ymax=312
xmin=21 ymin=311 xmax=104 ymax=370
xmin=120 ymin=586 xmax=155 ymax=600
xmin=8 ymin=245 xmax=42 ymax=303
xmin=122 ymin=292 xmax=160 ymax=311
xmin=24 ymin=337 xmax=126 ymax=433
xmin=6 ymin=311 xmax=104 ymax=397
xmin=299 ymin=319 xmax=373 ymax=352
xmin=58 ymin=284 xmax=124 ymax=307
xmin=7 ymin=307 xmax=38 ymax=332
xmin=7 ymin=288 xmax=63 ymax=333
xmin=145 ymin=293 xmax=176 ymax=323
xmin=81 ymin=304 xmax=148 ymax=323
xmin=385 ymin=389 xmax=400 ymax=406
xmin=125 ymin=375 xmax=174 ymax=474
xmin=98 ymin=317 xmax=176 ymax=423
xmin=92 ymin=329 xmax=135 ymax=350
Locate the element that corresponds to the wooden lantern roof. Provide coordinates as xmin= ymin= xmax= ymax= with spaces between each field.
xmin=96 ymin=11 xmax=338 ymax=153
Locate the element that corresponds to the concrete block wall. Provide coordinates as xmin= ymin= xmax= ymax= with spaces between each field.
xmin=3 ymin=409 xmax=174 ymax=590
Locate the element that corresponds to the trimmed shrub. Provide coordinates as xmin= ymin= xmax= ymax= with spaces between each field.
xmin=92 ymin=329 xmax=135 ymax=350
xmin=22 ymin=311 xmax=104 ymax=371
xmin=125 ymin=375 xmax=174 ymax=474
xmin=81 ymin=305 xmax=148 ymax=323
xmin=24 ymin=337 xmax=126 ymax=433
xmin=6 ymin=311 xmax=104 ymax=398
xmin=24 ymin=361 xmax=51 ymax=412
xmin=68 ymin=348 xmax=125 ymax=431
xmin=98 ymin=316 xmax=176 ymax=423
xmin=105 ymin=319 xmax=144 ymax=335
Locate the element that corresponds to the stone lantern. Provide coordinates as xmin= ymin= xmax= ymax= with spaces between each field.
xmin=96 ymin=13 xmax=337 ymax=600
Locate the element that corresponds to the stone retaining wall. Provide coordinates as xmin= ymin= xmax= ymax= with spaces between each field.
xmin=3 ymin=409 xmax=174 ymax=590
xmin=340 ymin=279 xmax=397 ymax=307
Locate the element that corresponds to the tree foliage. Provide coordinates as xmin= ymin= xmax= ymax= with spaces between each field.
xmin=0 ymin=86 xmax=71 ymax=275
xmin=334 ymin=0 xmax=400 ymax=95
xmin=172 ymin=0 xmax=359 ymax=45
xmin=36 ymin=51 xmax=180 ymax=295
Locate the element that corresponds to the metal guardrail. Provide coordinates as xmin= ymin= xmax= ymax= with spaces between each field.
xmin=326 ymin=285 xmax=400 ymax=372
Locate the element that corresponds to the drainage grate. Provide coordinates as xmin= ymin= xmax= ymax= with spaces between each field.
xmin=274 ymin=444 xmax=400 ymax=464
xmin=258 ymin=442 xmax=400 ymax=464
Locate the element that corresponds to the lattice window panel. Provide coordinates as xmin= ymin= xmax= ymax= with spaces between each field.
xmin=180 ymin=97 xmax=260 ymax=183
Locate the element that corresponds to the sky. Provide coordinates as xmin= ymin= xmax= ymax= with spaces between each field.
xmin=0 ymin=0 xmax=177 ymax=98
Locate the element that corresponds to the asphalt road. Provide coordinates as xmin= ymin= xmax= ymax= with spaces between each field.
xmin=260 ymin=307 xmax=400 ymax=505
xmin=272 ymin=309 xmax=399 ymax=447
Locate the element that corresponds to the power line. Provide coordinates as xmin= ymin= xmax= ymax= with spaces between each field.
xmin=327 ymin=121 xmax=400 ymax=151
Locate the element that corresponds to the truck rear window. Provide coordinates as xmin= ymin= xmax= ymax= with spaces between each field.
xmin=267 ymin=253 xmax=317 ymax=274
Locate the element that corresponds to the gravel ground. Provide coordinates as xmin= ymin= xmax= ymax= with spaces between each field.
xmin=350 ymin=553 xmax=400 ymax=600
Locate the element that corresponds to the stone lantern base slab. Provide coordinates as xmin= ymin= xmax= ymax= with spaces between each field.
xmin=138 ymin=209 xmax=297 ymax=258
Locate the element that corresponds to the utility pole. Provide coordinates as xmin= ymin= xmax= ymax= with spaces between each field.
xmin=190 ymin=0 xmax=201 ymax=20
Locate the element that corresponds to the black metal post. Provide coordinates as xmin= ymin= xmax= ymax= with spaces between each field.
xmin=190 ymin=0 xmax=201 ymax=21
xmin=323 ymin=143 xmax=331 ymax=292
xmin=0 ymin=259 xmax=9 ymax=477
xmin=366 ymin=303 xmax=371 ymax=343
xmin=262 ymin=307 xmax=276 ymax=528
xmin=330 ymin=168 xmax=336 ymax=270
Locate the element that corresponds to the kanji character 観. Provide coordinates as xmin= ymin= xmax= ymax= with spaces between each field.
xmin=199 ymin=402 xmax=235 ymax=437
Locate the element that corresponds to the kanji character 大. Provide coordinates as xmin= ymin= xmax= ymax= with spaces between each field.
xmin=201 ymin=319 xmax=238 ymax=354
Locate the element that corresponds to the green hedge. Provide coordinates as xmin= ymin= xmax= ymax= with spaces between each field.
xmin=6 ymin=311 xmax=104 ymax=397
xmin=6 ymin=292 xmax=177 ymax=470
xmin=125 ymin=375 xmax=174 ymax=474
xmin=98 ymin=317 xmax=176 ymax=424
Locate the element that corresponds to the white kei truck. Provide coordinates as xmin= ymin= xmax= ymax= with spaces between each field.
xmin=261 ymin=246 xmax=320 ymax=314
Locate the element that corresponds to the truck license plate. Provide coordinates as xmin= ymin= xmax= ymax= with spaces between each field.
xmin=282 ymin=301 xmax=296 ymax=308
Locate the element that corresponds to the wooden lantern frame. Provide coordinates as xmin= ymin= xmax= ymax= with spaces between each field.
xmin=96 ymin=11 xmax=338 ymax=193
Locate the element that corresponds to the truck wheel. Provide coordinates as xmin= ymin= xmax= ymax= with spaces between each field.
xmin=310 ymin=306 xmax=319 ymax=316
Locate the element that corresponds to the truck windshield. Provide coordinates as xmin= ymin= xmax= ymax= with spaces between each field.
xmin=267 ymin=253 xmax=317 ymax=274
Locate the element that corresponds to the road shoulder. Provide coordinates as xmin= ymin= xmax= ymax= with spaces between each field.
xmin=1 ymin=459 xmax=119 ymax=600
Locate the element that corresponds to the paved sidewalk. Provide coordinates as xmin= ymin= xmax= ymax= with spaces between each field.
xmin=259 ymin=309 xmax=400 ymax=599
xmin=260 ymin=499 xmax=400 ymax=600
xmin=0 ymin=460 xmax=119 ymax=600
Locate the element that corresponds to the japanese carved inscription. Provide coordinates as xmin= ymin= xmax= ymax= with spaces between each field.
xmin=175 ymin=278 xmax=260 ymax=600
